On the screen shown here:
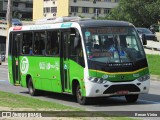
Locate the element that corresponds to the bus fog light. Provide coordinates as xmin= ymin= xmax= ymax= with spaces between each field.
xmin=143 ymin=87 xmax=146 ymax=90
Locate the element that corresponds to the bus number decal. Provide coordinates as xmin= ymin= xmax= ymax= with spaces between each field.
xmin=20 ymin=57 xmax=29 ymax=74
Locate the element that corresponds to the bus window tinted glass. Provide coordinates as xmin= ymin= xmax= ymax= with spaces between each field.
xmin=46 ymin=31 xmax=59 ymax=56
xmin=22 ymin=32 xmax=33 ymax=55
xmin=33 ymin=32 xmax=46 ymax=55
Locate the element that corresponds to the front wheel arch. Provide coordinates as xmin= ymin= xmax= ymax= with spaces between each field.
xmin=72 ymin=80 xmax=89 ymax=105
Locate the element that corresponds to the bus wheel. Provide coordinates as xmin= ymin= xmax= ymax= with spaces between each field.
xmin=28 ymin=78 xmax=38 ymax=96
xmin=76 ymin=84 xmax=89 ymax=105
xmin=125 ymin=94 xmax=139 ymax=103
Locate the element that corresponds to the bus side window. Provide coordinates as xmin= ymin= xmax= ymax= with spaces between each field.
xmin=33 ymin=32 xmax=45 ymax=55
xmin=46 ymin=31 xmax=59 ymax=56
xmin=21 ymin=32 xmax=33 ymax=55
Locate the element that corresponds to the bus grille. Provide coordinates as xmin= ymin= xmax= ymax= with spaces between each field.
xmin=103 ymin=84 xmax=140 ymax=94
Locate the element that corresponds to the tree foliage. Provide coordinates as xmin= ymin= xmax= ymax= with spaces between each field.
xmin=104 ymin=0 xmax=160 ymax=27
xmin=13 ymin=11 xmax=22 ymax=19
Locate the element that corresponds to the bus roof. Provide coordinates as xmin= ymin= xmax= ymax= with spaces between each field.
xmin=10 ymin=19 xmax=133 ymax=32
xmin=34 ymin=16 xmax=132 ymax=27
xmin=77 ymin=20 xmax=132 ymax=28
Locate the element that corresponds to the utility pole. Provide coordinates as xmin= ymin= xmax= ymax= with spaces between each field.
xmin=5 ymin=0 xmax=13 ymax=62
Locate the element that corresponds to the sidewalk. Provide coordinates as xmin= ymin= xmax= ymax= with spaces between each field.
xmin=144 ymin=48 xmax=160 ymax=55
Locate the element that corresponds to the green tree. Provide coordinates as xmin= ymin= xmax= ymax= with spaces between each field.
xmin=13 ymin=11 xmax=22 ymax=19
xmin=103 ymin=0 xmax=160 ymax=27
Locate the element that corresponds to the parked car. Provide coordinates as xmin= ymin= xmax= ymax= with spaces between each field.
xmin=1 ymin=18 xmax=22 ymax=26
xmin=12 ymin=18 xmax=22 ymax=26
xmin=136 ymin=27 xmax=158 ymax=41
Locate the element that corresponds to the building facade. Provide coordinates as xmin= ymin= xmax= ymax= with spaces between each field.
xmin=0 ymin=0 xmax=33 ymax=19
xmin=33 ymin=0 xmax=119 ymax=21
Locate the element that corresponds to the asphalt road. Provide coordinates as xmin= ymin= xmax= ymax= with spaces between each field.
xmin=0 ymin=65 xmax=160 ymax=118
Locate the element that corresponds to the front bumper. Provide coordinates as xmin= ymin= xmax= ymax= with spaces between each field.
xmin=85 ymin=79 xmax=150 ymax=97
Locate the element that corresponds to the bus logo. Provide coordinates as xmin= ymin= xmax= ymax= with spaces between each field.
xmin=20 ymin=57 xmax=29 ymax=74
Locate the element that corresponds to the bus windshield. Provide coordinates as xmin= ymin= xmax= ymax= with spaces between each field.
xmin=83 ymin=27 xmax=145 ymax=63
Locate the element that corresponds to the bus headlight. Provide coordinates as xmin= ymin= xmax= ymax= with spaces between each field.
xmin=88 ymin=77 xmax=107 ymax=84
xmin=137 ymin=75 xmax=150 ymax=82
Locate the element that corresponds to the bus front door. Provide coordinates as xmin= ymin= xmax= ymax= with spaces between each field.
xmin=12 ymin=33 xmax=21 ymax=85
xmin=61 ymin=31 xmax=71 ymax=92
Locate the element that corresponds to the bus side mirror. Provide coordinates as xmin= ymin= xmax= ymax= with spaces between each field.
xmin=142 ymin=34 xmax=147 ymax=45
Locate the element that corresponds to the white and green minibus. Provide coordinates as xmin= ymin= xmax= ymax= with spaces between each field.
xmin=8 ymin=17 xmax=150 ymax=105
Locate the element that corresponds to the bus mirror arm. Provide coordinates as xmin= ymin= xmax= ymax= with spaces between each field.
xmin=142 ymin=34 xmax=147 ymax=45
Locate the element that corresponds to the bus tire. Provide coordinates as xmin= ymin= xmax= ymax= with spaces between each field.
xmin=28 ymin=78 xmax=38 ymax=96
xmin=76 ymin=84 xmax=89 ymax=105
xmin=125 ymin=94 xmax=139 ymax=103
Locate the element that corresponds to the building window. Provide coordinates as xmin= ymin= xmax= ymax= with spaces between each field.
xmin=82 ymin=7 xmax=89 ymax=13
xmin=44 ymin=7 xmax=51 ymax=13
xmin=13 ymin=2 xmax=18 ymax=7
xmin=104 ymin=8 xmax=111 ymax=14
xmin=94 ymin=8 xmax=101 ymax=14
xmin=45 ymin=7 xmax=50 ymax=13
xmin=71 ymin=6 xmax=78 ymax=13
xmin=104 ymin=0 xmax=111 ymax=2
xmin=115 ymin=0 xmax=119 ymax=2
xmin=26 ymin=4 xmax=32 ymax=8
xmin=44 ymin=0 xmax=50 ymax=1
xmin=51 ymin=7 xmax=57 ymax=13
xmin=96 ymin=0 xmax=101 ymax=1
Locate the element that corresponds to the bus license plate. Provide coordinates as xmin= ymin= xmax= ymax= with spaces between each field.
xmin=116 ymin=90 xmax=128 ymax=95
